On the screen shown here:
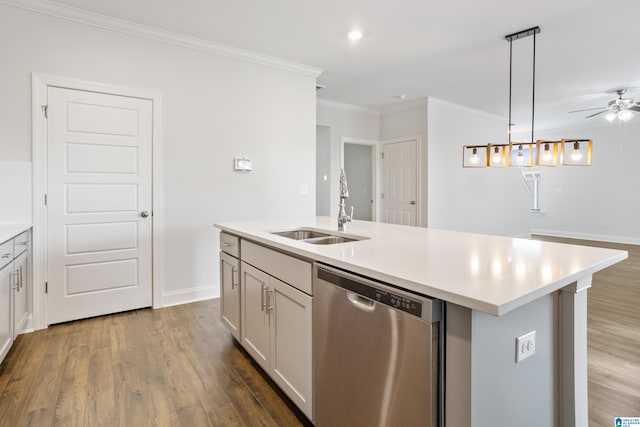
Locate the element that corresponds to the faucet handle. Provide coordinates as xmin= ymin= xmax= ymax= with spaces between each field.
xmin=349 ymin=206 xmax=354 ymax=221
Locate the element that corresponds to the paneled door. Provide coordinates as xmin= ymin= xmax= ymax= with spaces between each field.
xmin=46 ymin=87 xmax=153 ymax=324
xmin=382 ymin=139 xmax=417 ymax=226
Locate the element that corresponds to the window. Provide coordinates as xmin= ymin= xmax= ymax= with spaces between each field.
xmin=521 ymin=170 xmax=541 ymax=211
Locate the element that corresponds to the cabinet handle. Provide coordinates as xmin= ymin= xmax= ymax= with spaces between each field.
xmin=19 ymin=265 xmax=23 ymax=289
xmin=267 ymin=289 xmax=275 ymax=311
xmin=231 ymin=267 xmax=238 ymax=289
xmin=261 ymin=284 xmax=266 ymax=311
xmin=222 ymin=242 xmax=233 ymax=247
xmin=1 ymin=253 xmax=10 ymax=259
xmin=17 ymin=242 xmax=28 ymax=246
xmin=10 ymin=271 xmax=18 ymax=290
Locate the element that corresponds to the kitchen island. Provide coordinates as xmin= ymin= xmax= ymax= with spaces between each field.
xmin=215 ymin=217 xmax=627 ymax=427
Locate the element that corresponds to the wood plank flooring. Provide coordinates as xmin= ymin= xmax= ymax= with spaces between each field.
xmin=533 ymin=236 xmax=640 ymax=426
xmin=0 ymin=236 xmax=638 ymax=426
xmin=0 ymin=300 xmax=308 ymax=427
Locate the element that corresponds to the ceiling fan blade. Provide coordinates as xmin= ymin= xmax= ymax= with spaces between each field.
xmin=629 ymin=106 xmax=640 ymax=112
xmin=585 ymin=110 xmax=610 ymax=118
xmin=569 ymin=107 xmax=607 ymax=113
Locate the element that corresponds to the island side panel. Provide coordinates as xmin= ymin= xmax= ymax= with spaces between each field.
xmin=444 ymin=303 xmax=472 ymax=427
xmin=445 ymin=293 xmax=559 ymax=427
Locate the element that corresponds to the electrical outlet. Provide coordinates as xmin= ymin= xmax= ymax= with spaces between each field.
xmin=516 ymin=331 xmax=536 ymax=363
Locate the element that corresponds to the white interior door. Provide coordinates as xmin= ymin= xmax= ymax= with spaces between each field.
xmin=382 ymin=139 xmax=418 ymax=225
xmin=46 ymin=87 xmax=153 ymax=324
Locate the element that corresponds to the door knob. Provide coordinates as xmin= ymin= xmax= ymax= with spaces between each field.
xmin=410 ymin=201 xmax=416 ymax=205
xmin=140 ymin=211 xmax=150 ymax=218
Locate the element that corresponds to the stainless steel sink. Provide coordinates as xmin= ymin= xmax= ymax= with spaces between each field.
xmin=270 ymin=228 xmax=368 ymax=245
xmin=271 ymin=229 xmax=331 ymax=240
xmin=303 ymin=236 xmax=358 ymax=245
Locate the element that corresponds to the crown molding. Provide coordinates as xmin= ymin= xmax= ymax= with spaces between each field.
xmin=317 ymin=98 xmax=380 ymax=115
xmin=1 ymin=0 xmax=323 ymax=77
xmin=380 ymin=97 xmax=428 ymax=115
xmin=428 ymin=97 xmax=507 ymax=122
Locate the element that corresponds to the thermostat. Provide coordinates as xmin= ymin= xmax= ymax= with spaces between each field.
xmin=234 ymin=157 xmax=252 ymax=172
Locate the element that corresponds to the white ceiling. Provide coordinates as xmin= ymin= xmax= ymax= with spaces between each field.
xmin=49 ymin=0 xmax=640 ymax=132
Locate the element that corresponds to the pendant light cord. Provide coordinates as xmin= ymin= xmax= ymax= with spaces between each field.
xmin=531 ymin=31 xmax=536 ymax=144
xmin=508 ymin=38 xmax=513 ymax=144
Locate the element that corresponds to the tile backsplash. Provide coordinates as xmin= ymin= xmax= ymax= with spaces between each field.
xmin=0 ymin=162 xmax=32 ymax=223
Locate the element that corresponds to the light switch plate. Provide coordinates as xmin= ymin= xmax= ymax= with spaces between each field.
xmin=516 ymin=330 xmax=536 ymax=363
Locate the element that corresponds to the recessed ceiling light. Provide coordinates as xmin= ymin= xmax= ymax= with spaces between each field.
xmin=348 ymin=30 xmax=363 ymax=40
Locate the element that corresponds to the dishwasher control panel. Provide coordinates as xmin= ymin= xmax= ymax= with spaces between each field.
xmin=317 ymin=267 xmax=423 ymax=318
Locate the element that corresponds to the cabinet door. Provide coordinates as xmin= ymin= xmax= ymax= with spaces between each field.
xmin=270 ymin=277 xmax=313 ymax=419
xmin=13 ymin=251 xmax=28 ymax=339
xmin=240 ymin=262 xmax=270 ymax=372
xmin=220 ymin=252 xmax=241 ymax=340
xmin=0 ymin=264 xmax=13 ymax=363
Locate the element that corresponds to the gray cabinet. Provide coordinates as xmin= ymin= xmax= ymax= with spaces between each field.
xmin=0 ymin=229 xmax=32 ymax=364
xmin=219 ymin=233 xmax=241 ymax=341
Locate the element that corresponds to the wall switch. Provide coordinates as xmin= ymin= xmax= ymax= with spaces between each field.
xmin=516 ymin=331 xmax=536 ymax=363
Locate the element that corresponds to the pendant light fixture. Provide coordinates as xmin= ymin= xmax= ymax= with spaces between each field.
xmin=462 ymin=27 xmax=593 ymax=168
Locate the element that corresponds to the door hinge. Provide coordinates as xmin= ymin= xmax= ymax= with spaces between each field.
xmin=42 ymin=105 xmax=48 ymax=119
xmin=45 ymin=282 xmax=48 ymax=293
xmin=44 ymin=194 xmax=48 ymax=206
xmin=381 ymin=152 xmax=385 ymax=159
xmin=381 ymin=193 xmax=384 ymax=199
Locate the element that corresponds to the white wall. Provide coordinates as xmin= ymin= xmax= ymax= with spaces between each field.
xmin=528 ymin=121 xmax=640 ymax=243
xmin=427 ymin=98 xmax=530 ymax=237
xmin=0 ymin=162 xmax=32 ymax=223
xmin=0 ymin=5 xmax=317 ymax=306
xmin=316 ymin=100 xmax=379 ymax=216
xmin=380 ymin=100 xmax=429 ymax=226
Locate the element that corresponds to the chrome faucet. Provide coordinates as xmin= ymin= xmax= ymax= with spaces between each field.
xmin=338 ymin=169 xmax=354 ymax=231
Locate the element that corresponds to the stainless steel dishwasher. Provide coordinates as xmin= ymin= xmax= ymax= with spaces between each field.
xmin=313 ymin=263 xmax=441 ymax=427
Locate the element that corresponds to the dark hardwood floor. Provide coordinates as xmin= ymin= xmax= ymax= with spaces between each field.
xmin=0 ymin=300 xmax=307 ymax=427
xmin=0 ymin=237 xmax=637 ymax=426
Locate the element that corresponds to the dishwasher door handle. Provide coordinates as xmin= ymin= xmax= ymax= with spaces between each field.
xmin=346 ymin=291 xmax=375 ymax=312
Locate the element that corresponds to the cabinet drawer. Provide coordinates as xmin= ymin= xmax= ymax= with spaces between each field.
xmin=0 ymin=240 xmax=12 ymax=270
xmin=241 ymin=240 xmax=312 ymax=295
xmin=220 ymin=232 xmax=239 ymax=257
xmin=13 ymin=231 xmax=30 ymax=257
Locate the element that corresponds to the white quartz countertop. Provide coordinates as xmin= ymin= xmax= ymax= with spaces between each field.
xmin=215 ymin=217 xmax=628 ymax=316
xmin=0 ymin=223 xmax=31 ymax=244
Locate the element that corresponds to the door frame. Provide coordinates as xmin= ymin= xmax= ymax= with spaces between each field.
xmin=31 ymin=73 xmax=163 ymax=329
xmin=381 ymin=135 xmax=422 ymax=227
xmin=340 ymin=137 xmax=381 ymax=222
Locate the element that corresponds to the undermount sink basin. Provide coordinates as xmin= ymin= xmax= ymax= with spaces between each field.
xmin=270 ymin=228 xmax=368 ymax=245
xmin=303 ymin=236 xmax=358 ymax=245
xmin=271 ymin=229 xmax=331 ymax=240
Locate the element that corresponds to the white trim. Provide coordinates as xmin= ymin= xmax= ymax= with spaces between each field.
xmin=317 ymin=98 xmax=380 ymax=115
xmin=162 ymin=285 xmax=218 ymax=308
xmin=2 ymin=0 xmax=322 ymax=78
xmin=381 ymin=135 xmax=423 ymax=227
xmin=340 ymin=137 xmax=381 ymax=222
xmin=531 ymin=228 xmax=640 ymax=245
xmin=380 ymin=97 xmax=428 ymax=115
xmin=32 ymin=73 xmax=164 ymax=329
xmin=428 ymin=96 xmax=507 ymax=122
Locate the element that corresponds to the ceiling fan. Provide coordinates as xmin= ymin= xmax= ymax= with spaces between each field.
xmin=569 ymin=89 xmax=640 ymax=122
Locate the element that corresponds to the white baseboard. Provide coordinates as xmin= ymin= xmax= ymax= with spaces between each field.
xmin=161 ymin=283 xmax=219 ymax=308
xmin=531 ymin=229 xmax=640 ymax=245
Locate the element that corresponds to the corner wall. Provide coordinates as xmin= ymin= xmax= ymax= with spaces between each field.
xmin=427 ymin=98 xmax=530 ymax=237
xmin=316 ymin=100 xmax=380 ymax=216
xmin=379 ymin=100 xmax=429 ymax=226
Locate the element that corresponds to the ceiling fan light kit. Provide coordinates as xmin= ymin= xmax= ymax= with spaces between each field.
xmin=570 ymin=89 xmax=640 ymax=122
xmin=463 ymin=26 xmax=593 ymax=168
